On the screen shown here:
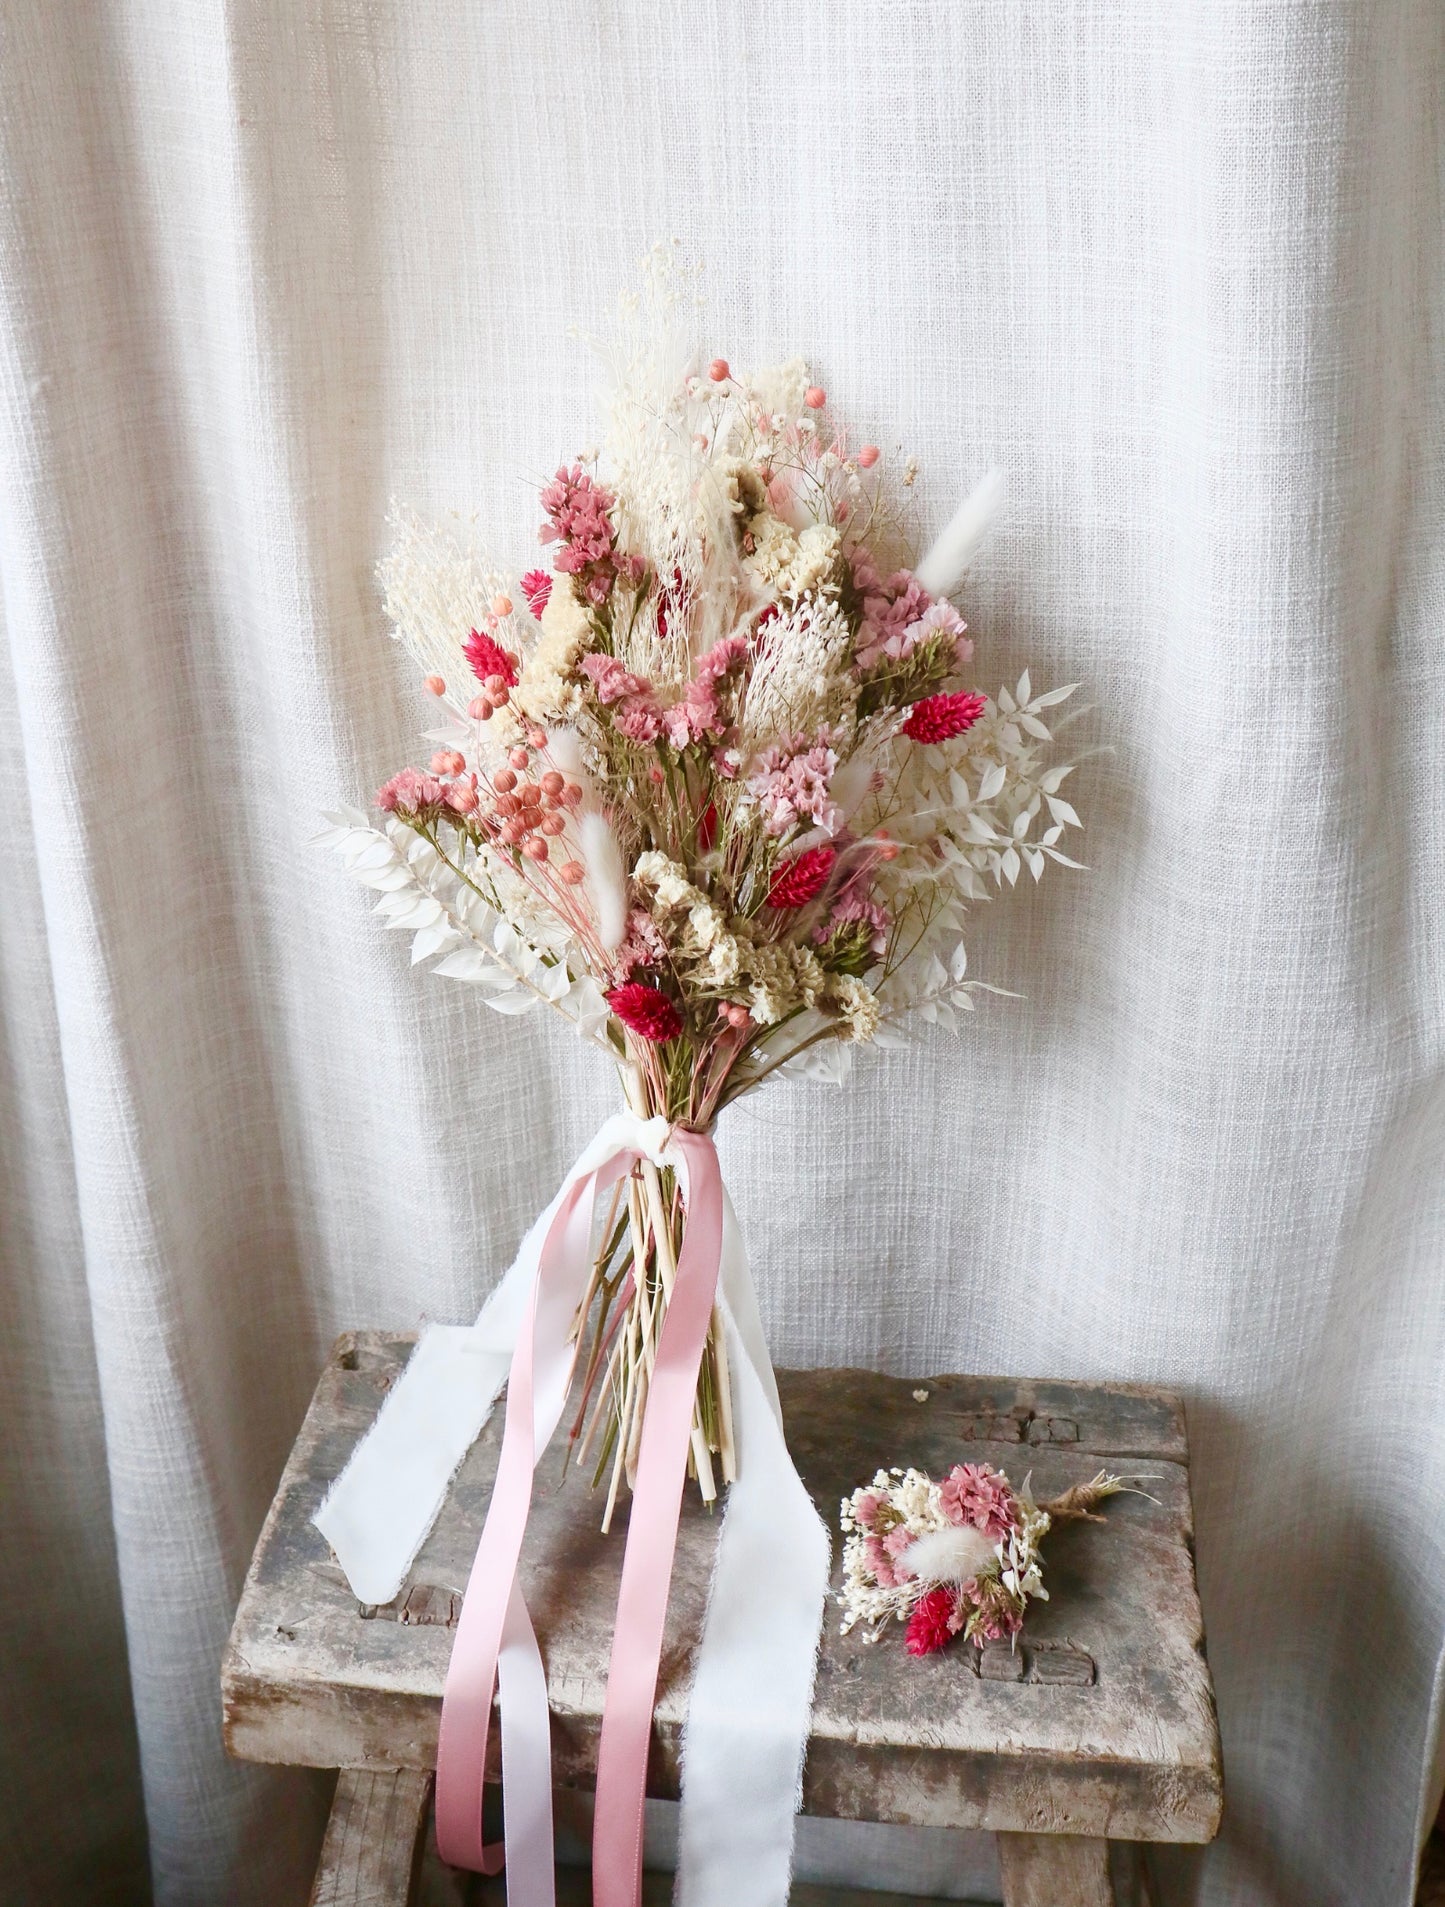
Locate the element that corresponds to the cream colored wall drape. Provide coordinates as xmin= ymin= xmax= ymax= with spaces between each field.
xmin=1 ymin=3 xmax=1442 ymax=1903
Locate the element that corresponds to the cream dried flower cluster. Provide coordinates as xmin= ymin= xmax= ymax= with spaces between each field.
xmin=322 ymin=248 xmax=1083 ymax=1129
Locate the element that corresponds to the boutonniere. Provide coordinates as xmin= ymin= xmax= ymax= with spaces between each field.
xmin=840 ymin=1461 xmax=1150 ymax=1656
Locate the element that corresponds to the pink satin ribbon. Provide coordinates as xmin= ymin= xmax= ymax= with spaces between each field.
xmin=434 ymin=1128 xmax=724 ymax=1907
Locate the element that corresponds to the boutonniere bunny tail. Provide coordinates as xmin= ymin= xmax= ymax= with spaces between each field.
xmin=841 ymin=1463 xmax=1152 ymax=1657
xmin=312 ymin=248 xmax=1086 ymax=1907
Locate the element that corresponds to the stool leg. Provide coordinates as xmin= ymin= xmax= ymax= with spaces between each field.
xmin=310 ymin=1768 xmax=433 ymax=1907
xmin=997 ymin=1831 xmax=1117 ymax=1907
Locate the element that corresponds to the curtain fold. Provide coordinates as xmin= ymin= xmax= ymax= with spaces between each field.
xmin=0 ymin=3 xmax=1440 ymax=1903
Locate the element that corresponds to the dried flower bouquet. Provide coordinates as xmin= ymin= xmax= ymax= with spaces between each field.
xmin=322 ymin=252 xmax=1084 ymax=1522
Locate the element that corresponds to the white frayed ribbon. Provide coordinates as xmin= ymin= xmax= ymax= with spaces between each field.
xmin=315 ymin=1113 xmax=829 ymax=1907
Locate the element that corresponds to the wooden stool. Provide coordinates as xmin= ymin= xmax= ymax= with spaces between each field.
xmin=223 ymin=1334 xmax=1222 ymax=1906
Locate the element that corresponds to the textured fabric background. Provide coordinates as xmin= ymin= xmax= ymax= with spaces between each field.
xmin=1 ymin=2 xmax=1443 ymax=1903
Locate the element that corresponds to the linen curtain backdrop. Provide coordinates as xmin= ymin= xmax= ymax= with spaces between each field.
xmin=2 ymin=2 xmax=1442 ymax=1903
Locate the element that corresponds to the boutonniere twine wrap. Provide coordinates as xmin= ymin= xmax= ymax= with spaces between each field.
xmin=841 ymin=1463 xmax=1147 ymax=1657
xmin=313 ymin=250 xmax=1086 ymax=1907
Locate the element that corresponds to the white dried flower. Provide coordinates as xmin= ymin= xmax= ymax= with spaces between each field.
xmin=748 ymin=358 xmax=810 ymax=422
xmin=827 ymin=973 xmax=880 ymax=1043
xmin=377 ymin=506 xmax=507 ymax=707
xmin=739 ymin=593 xmax=854 ymax=747
xmin=514 ymin=577 xmax=592 ymax=724
xmin=744 ymin=516 xmax=842 ymax=599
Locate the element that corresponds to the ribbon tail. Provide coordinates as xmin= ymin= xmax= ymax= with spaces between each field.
xmin=674 ymin=1183 xmax=831 ymax=1907
xmin=436 ymin=1156 xmax=625 ymax=1873
xmin=592 ymin=1132 xmax=726 ymax=1907
xmin=495 ymin=1582 xmax=555 ymax=1901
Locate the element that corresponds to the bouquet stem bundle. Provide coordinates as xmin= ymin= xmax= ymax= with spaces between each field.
xmin=569 ymin=1067 xmax=734 ymax=1526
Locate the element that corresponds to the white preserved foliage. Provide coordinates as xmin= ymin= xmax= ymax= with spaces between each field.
xmin=315 ymin=810 xmax=609 ymax=1044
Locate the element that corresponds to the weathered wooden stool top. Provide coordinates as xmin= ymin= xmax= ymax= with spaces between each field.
xmin=223 ymin=1333 xmax=1222 ymax=1848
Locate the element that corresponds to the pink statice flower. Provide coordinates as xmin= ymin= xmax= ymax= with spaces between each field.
xmin=611 ymin=909 xmax=669 ymax=979
xmin=539 ymin=465 xmax=632 ymax=604
xmin=849 ymin=545 xmax=883 ymax=599
xmin=909 ymin=598 xmax=973 ymax=667
xmin=661 ymin=694 xmax=719 ymax=748
xmin=940 ymin=1463 xmax=1020 ymax=1542
xmin=814 ymin=894 xmax=890 ymax=956
xmin=540 ymin=464 xmax=616 ymax=566
xmin=854 ymin=569 xmax=933 ymax=669
xmin=694 ymin=631 xmax=750 ymax=682
xmin=579 ymin=653 xmax=653 ymax=705
xmin=654 ymin=636 xmax=747 ymax=749
xmin=615 ymin=699 xmax=665 ymax=745
xmin=746 ymin=732 xmax=841 ymax=837
xmin=661 ymin=673 xmax=728 ymax=748
xmin=376 ymin=767 xmax=445 ymax=815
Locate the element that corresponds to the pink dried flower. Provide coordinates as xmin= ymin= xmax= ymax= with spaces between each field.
xmin=882 ymin=1526 xmax=915 ymax=1572
xmin=746 ymin=734 xmax=841 ymax=837
xmin=661 ymin=682 xmax=722 ymax=748
xmin=462 ymin=629 xmax=518 ymax=687
xmin=767 ymin=845 xmax=837 ymax=909
xmin=376 ymin=767 xmax=444 ymax=815
xmin=612 ymin=909 xmax=669 ymax=978
xmin=519 ymin=568 xmax=552 ymax=616
xmin=910 ymin=598 xmax=973 ymax=667
xmin=694 ymin=632 xmax=750 ymax=682
xmin=849 ymin=546 xmax=882 ymax=599
xmin=540 ymin=464 xmax=617 ymax=566
xmin=814 ymin=894 xmax=889 ymax=956
xmin=615 ymin=699 xmax=665 ymax=745
xmin=605 ymin=981 xmax=683 ymax=1044
xmin=901 ymin=691 xmax=987 ymax=745
xmin=940 ymin=1463 xmax=1020 ymax=1541
xmin=905 ymin=1586 xmax=958 ymax=1658
xmin=539 ymin=465 xmax=633 ymax=604
xmin=863 ymin=1536 xmax=898 ymax=1588
xmin=855 ymin=570 xmax=933 ymax=670
xmin=959 ymin=1577 xmax=1024 ymax=1647
xmin=580 ymin=653 xmax=653 ymax=705
xmin=853 ymin=1492 xmax=883 ymax=1530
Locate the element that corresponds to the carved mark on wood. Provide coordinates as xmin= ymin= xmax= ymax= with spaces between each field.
xmin=979 ymin=1640 xmax=1026 ymax=1683
xmin=1026 ymin=1640 xmax=1096 ymax=1687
